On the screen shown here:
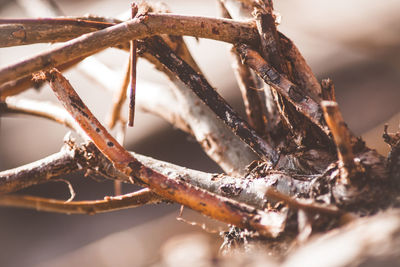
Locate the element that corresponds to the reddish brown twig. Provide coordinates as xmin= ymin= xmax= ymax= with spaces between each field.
xmin=107 ymin=61 xmax=130 ymax=129
xmin=321 ymin=101 xmax=359 ymax=184
xmin=266 ymin=188 xmax=342 ymax=216
xmin=0 ymin=188 xmax=162 ymax=214
xmin=128 ymin=3 xmax=139 ymax=127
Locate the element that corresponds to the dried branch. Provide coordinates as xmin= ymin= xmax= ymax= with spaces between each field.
xmin=265 ymin=188 xmax=342 ymax=216
xmin=236 ymin=44 xmax=326 ymax=136
xmin=0 ymin=14 xmax=259 ymax=85
xmin=0 ymin=146 xmax=78 ymax=194
xmin=0 ymin=18 xmax=112 ymax=47
xmin=141 ymin=67 xmax=258 ymax=175
xmin=254 ymin=4 xmax=289 ymax=76
xmin=143 ymin=37 xmax=277 ymax=163
xmin=278 ymin=33 xmax=322 ymax=97
xmin=43 ymin=68 xmax=285 ymax=237
xmin=128 ymin=4 xmax=139 ymax=127
xmin=283 ymin=210 xmax=400 ymax=267
xmin=230 ymin=50 xmax=268 ymax=136
xmin=0 ymin=188 xmax=162 ymax=214
xmin=107 ymin=61 xmax=130 ymax=129
xmin=138 ymin=34 xmax=258 ymax=174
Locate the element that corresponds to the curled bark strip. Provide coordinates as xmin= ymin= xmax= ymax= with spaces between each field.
xmin=230 ymin=50 xmax=268 ymax=136
xmin=278 ymin=33 xmax=322 ymax=98
xmin=254 ymin=7 xmax=289 ymax=77
xmin=0 ymin=13 xmax=259 ymax=85
xmin=143 ymin=37 xmax=278 ymax=163
xmin=0 ymin=188 xmax=162 ymax=214
xmin=236 ymin=44 xmax=326 ymax=135
xmin=44 ymin=67 xmax=285 ymax=237
xmin=138 ymin=34 xmax=258 ymax=175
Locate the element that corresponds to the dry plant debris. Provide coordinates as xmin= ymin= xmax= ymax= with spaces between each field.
xmin=0 ymin=0 xmax=399 ymax=263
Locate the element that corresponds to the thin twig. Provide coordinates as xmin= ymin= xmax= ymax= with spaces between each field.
xmin=113 ymin=121 xmax=127 ymax=195
xmin=2 ymin=97 xmax=77 ymax=130
xmin=107 ymin=61 xmax=130 ymax=129
xmin=230 ymin=47 xmax=268 ymax=137
xmin=0 ymin=146 xmax=78 ymax=194
xmin=321 ymin=101 xmax=359 ymax=184
xmin=265 ymin=188 xmax=342 ymax=216
xmin=128 ymin=3 xmax=139 ymax=127
xmin=0 ymin=188 xmax=162 ymax=214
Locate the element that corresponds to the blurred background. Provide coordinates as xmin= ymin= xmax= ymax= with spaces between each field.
xmin=0 ymin=0 xmax=399 ymax=266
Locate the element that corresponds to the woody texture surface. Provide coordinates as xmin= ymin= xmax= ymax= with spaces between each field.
xmin=0 ymin=0 xmax=400 ymax=266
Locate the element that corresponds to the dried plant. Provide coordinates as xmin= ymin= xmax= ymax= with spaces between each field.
xmin=1 ymin=0 xmax=400 ymax=265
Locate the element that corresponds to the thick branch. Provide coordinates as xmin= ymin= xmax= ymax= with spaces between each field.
xmin=0 ymin=18 xmax=112 ymax=47
xmin=0 ymin=13 xmax=259 ymax=85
